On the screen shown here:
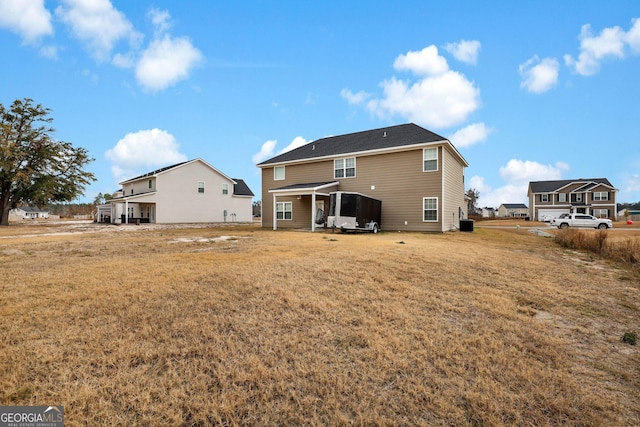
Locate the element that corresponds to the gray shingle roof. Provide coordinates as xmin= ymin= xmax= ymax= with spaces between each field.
xmin=529 ymin=178 xmax=613 ymax=193
xmin=502 ymin=203 xmax=528 ymax=209
xmin=232 ymin=179 xmax=254 ymax=196
xmin=257 ymin=123 xmax=450 ymax=165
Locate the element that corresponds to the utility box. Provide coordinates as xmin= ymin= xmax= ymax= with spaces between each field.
xmin=460 ymin=219 xmax=474 ymax=232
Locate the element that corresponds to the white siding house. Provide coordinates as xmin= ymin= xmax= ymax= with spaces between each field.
xmin=100 ymin=159 xmax=254 ymax=224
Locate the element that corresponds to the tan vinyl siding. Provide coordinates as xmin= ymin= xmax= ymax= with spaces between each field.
xmin=262 ymin=145 xmax=453 ymax=232
xmin=442 ymin=146 xmax=466 ymax=231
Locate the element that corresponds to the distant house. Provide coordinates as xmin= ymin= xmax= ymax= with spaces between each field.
xmin=498 ymin=203 xmax=528 ymax=218
xmin=99 ymin=158 xmax=254 ymax=224
xmin=481 ymin=207 xmax=496 ymax=218
xmin=257 ymin=123 xmax=469 ymax=232
xmin=528 ymin=178 xmax=617 ymax=221
xmin=9 ymin=206 xmax=49 ymax=220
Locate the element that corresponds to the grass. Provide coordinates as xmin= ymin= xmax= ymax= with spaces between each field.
xmin=554 ymin=228 xmax=640 ymax=268
xmin=1 ymin=222 xmax=639 ymax=426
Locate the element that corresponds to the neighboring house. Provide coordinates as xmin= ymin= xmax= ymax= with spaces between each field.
xmin=99 ymin=158 xmax=254 ymax=224
xmin=257 ymin=123 xmax=469 ymax=232
xmin=498 ymin=203 xmax=528 ymax=218
xmin=481 ymin=207 xmax=496 ymax=218
xmin=528 ymin=178 xmax=617 ymax=221
xmin=9 ymin=206 xmax=50 ymax=220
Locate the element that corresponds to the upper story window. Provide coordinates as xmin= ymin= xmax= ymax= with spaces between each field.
xmin=423 ymin=147 xmax=438 ymax=172
xmin=334 ymin=157 xmax=355 ymax=178
xmin=222 ymin=183 xmax=229 ymax=195
xmin=593 ymin=191 xmax=608 ymax=201
xmin=274 ymin=166 xmax=285 ymax=181
xmin=575 ymin=193 xmax=583 ymax=202
xmin=558 ymin=193 xmax=566 ymax=202
xmin=198 ymin=181 xmax=205 ymax=193
xmin=540 ymin=194 xmax=549 ymax=202
xmin=148 ymin=179 xmax=152 ymax=189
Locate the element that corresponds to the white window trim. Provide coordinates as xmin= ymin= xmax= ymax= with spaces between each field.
xmin=423 ymin=147 xmax=438 ymax=172
xmin=222 ymin=183 xmax=229 ymax=195
xmin=276 ymin=202 xmax=292 ymax=220
xmin=274 ymin=166 xmax=285 ymax=181
xmin=540 ymin=194 xmax=549 ymax=202
xmin=593 ymin=191 xmax=608 ymax=201
xmin=334 ymin=157 xmax=356 ymax=179
xmin=422 ymin=197 xmax=438 ymax=222
xmin=558 ymin=193 xmax=566 ymax=202
xmin=198 ymin=181 xmax=205 ymax=193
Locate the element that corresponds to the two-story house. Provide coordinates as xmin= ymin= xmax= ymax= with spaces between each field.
xmin=498 ymin=203 xmax=528 ymax=218
xmin=100 ymin=158 xmax=254 ymax=224
xmin=257 ymin=123 xmax=469 ymax=232
xmin=528 ymin=178 xmax=617 ymax=221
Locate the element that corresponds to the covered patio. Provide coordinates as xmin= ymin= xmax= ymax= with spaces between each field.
xmin=268 ymin=181 xmax=339 ymax=231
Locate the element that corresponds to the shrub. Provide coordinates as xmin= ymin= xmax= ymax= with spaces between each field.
xmin=554 ymin=229 xmax=639 ymax=269
xmin=622 ymin=332 xmax=637 ymax=346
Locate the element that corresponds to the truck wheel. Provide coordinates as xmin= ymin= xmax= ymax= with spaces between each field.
xmin=597 ymin=223 xmax=608 ymax=229
xmin=559 ymin=223 xmax=569 ymax=229
xmin=371 ymin=223 xmax=379 ymax=234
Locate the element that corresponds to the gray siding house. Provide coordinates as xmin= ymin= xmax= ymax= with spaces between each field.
xmin=257 ymin=123 xmax=469 ymax=232
xmin=528 ymin=178 xmax=617 ymax=221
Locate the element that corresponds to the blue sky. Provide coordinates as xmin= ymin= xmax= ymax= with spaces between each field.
xmin=1 ymin=0 xmax=639 ymax=208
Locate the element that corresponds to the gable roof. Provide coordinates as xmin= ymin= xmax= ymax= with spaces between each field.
xmin=232 ymin=179 xmax=254 ymax=197
xmin=119 ymin=158 xmax=235 ymax=185
xmin=529 ymin=178 xmax=613 ymax=193
xmin=257 ymin=123 xmax=468 ymax=167
xmin=501 ymin=203 xmax=528 ymax=209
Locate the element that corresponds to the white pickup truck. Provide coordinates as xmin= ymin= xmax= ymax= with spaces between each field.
xmin=550 ymin=213 xmax=613 ymax=229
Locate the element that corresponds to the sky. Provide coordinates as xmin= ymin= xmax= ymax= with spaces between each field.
xmin=1 ymin=0 xmax=639 ymax=208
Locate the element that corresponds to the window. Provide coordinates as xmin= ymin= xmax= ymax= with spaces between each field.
xmin=558 ymin=193 xmax=566 ymax=202
xmin=274 ymin=166 xmax=285 ymax=180
xmin=540 ymin=194 xmax=549 ymax=202
xmin=222 ymin=183 xmax=229 ymax=195
xmin=334 ymin=157 xmax=356 ymax=178
xmin=575 ymin=193 xmax=582 ymax=202
xmin=148 ymin=179 xmax=152 ymax=189
xmin=593 ymin=208 xmax=608 ymax=218
xmin=593 ymin=191 xmax=608 ymax=201
xmin=423 ymin=197 xmax=438 ymax=222
xmin=423 ymin=148 xmax=438 ymax=172
xmin=276 ymin=202 xmax=292 ymax=220
xmin=198 ymin=181 xmax=205 ymax=193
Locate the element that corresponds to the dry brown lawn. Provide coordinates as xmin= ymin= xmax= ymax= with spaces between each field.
xmin=1 ymin=221 xmax=639 ymax=426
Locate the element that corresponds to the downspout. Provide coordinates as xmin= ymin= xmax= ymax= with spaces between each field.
xmin=125 ymin=198 xmax=128 ymax=224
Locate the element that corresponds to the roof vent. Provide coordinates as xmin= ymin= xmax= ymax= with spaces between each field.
xmin=383 ymin=131 xmax=387 ymax=137
xmin=312 ymin=145 xmax=315 ymax=150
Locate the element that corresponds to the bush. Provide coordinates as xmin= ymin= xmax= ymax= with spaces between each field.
xmin=622 ymin=332 xmax=637 ymax=346
xmin=554 ymin=229 xmax=639 ymax=269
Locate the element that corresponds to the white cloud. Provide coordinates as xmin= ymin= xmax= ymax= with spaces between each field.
xmin=105 ymin=128 xmax=188 ymax=182
xmin=340 ymin=88 xmax=371 ymax=105
xmin=39 ymin=45 xmax=58 ymax=59
xmin=252 ymin=140 xmax=277 ymax=164
xmin=278 ymin=136 xmax=308 ymax=154
xmin=472 ymin=159 xmax=570 ymax=208
xmin=519 ymin=55 xmax=559 ymax=94
xmin=252 ymin=136 xmax=308 ymax=164
xmin=448 ymin=122 xmax=492 ymax=148
xmin=0 ymin=0 xmax=53 ymax=43
xmin=393 ymin=45 xmax=449 ymax=76
xmin=345 ymin=45 xmax=481 ymax=129
xmin=366 ymin=71 xmax=480 ymax=128
xmin=626 ymin=18 xmax=640 ymax=54
xmin=148 ymin=8 xmax=172 ymax=36
xmin=135 ymin=34 xmax=203 ymax=91
xmin=443 ymin=40 xmax=481 ymax=65
xmin=55 ymin=0 xmax=141 ymax=61
xmin=564 ymin=23 xmax=629 ymax=76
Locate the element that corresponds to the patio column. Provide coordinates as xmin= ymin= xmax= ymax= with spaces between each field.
xmin=124 ymin=199 xmax=128 ymax=224
xmin=272 ymin=193 xmax=277 ymax=230
xmin=311 ymin=191 xmax=317 ymax=232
